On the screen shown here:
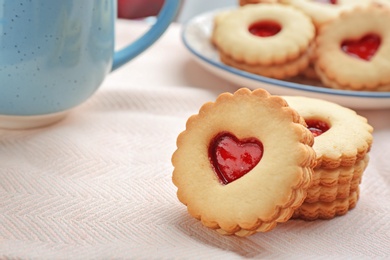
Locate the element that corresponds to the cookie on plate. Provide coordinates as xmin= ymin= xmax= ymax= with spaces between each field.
xmin=212 ymin=4 xmax=315 ymax=79
xmin=172 ymin=88 xmax=316 ymax=236
xmin=314 ymin=5 xmax=390 ymax=91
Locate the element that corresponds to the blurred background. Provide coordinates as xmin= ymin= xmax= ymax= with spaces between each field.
xmin=118 ymin=0 xmax=237 ymax=23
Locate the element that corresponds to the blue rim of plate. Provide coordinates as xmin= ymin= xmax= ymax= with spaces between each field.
xmin=181 ymin=10 xmax=390 ymax=99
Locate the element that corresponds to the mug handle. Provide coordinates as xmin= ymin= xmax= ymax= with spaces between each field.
xmin=112 ymin=0 xmax=180 ymax=71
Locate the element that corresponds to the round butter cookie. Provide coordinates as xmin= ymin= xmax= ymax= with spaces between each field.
xmin=314 ymin=6 xmax=390 ymax=91
xmin=212 ymin=3 xmax=315 ymax=78
xmin=172 ymin=88 xmax=316 ymax=236
xmin=283 ymin=96 xmax=371 ymax=219
xmin=283 ymin=96 xmax=373 ymax=169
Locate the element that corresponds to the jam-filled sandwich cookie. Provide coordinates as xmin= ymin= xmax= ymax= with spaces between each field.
xmin=280 ymin=0 xmax=372 ymax=28
xmin=283 ymin=96 xmax=372 ymax=220
xmin=283 ymin=96 xmax=373 ymax=169
xmin=172 ymin=88 xmax=316 ymax=236
xmin=314 ymin=5 xmax=390 ymax=91
xmin=212 ymin=4 xmax=315 ymax=79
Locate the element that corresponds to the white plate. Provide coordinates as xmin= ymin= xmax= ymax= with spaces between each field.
xmin=181 ymin=8 xmax=390 ymax=110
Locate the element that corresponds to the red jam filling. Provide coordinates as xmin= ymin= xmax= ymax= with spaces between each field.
xmin=315 ymin=0 xmax=337 ymax=4
xmin=208 ymin=132 xmax=263 ymax=185
xmin=341 ymin=34 xmax=381 ymax=61
xmin=248 ymin=20 xmax=281 ymax=37
xmin=306 ymin=120 xmax=330 ymax=137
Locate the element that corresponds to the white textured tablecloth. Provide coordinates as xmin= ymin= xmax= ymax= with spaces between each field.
xmin=1 ymin=20 xmax=390 ymax=259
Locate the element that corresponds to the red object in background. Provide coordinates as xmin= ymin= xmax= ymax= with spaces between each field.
xmin=118 ymin=0 xmax=165 ymax=19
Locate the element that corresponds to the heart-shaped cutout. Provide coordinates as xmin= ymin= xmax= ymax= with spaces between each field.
xmin=209 ymin=132 xmax=264 ymax=184
xmin=248 ymin=20 xmax=281 ymax=37
xmin=341 ymin=34 xmax=381 ymax=61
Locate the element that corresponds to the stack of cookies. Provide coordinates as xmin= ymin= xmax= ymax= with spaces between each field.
xmin=172 ymin=88 xmax=373 ymax=236
xmin=212 ymin=2 xmax=390 ymax=92
xmin=211 ymin=4 xmax=316 ymax=79
xmin=282 ymin=96 xmax=373 ymax=220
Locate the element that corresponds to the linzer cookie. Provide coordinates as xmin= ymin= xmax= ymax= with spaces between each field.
xmin=212 ymin=4 xmax=315 ymax=79
xmin=314 ymin=5 xmax=390 ymax=91
xmin=172 ymin=88 xmax=316 ymax=236
xmin=283 ymin=96 xmax=372 ymax=220
xmin=283 ymin=96 xmax=373 ymax=169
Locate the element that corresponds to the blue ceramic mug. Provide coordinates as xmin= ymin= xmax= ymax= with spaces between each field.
xmin=0 ymin=0 xmax=179 ymax=129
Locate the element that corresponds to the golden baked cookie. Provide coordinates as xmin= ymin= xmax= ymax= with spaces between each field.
xmin=282 ymin=96 xmax=372 ymax=220
xmin=172 ymin=88 xmax=316 ymax=236
xmin=212 ymin=4 xmax=315 ymax=78
xmin=314 ymin=6 xmax=390 ymax=91
xmin=293 ymin=188 xmax=360 ymax=220
xmin=282 ymin=96 xmax=373 ymax=169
